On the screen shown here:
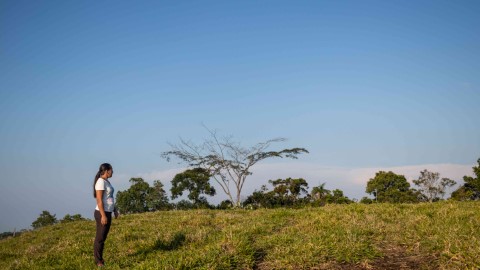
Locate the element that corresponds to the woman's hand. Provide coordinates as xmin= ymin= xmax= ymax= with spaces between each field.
xmin=101 ymin=215 xmax=108 ymax=225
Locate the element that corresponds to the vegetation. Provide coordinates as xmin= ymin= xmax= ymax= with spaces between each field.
xmin=0 ymin=230 xmax=27 ymax=241
xmin=171 ymin=168 xmax=216 ymax=207
xmin=1 ymin=202 xmax=479 ymax=269
xmin=366 ymin=171 xmax=419 ymax=203
xmin=310 ymin=183 xmax=331 ymax=205
xmin=6 ymin=157 xmax=478 ymax=268
xmin=451 ymin=158 xmax=480 ymax=201
xmin=147 ymin=180 xmax=171 ymax=211
xmin=269 ymin=178 xmax=309 ymax=202
xmin=60 ymin=214 xmax=86 ymax=223
xmin=112 ymin=157 xmax=480 ymax=211
xmin=31 ymin=211 xmax=57 ymax=229
xmin=161 ymin=128 xmax=308 ymax=206
xmin=413 ymin=170 xmax=456 ymax=202
xmin=243 ymin=179 xmax=353 ymax=209
xmin=116 ymin=178 xmax=171 ymax=214
xmin=324 ymin=189 xmax=353 ymax=205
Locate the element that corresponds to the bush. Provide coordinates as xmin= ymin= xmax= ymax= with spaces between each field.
xmin=360 ymin=197 xmax=373 ymax=204
xmin=60 ymin=214 xmax=86 ymax=223
xmin=32 ymin=211 xmax=57 ymax=229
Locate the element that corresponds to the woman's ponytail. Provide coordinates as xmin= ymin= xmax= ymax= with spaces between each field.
xmin=93 ymin=163 xmax=112 ymax=198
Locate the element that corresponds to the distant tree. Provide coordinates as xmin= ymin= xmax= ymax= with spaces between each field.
xmin=61 ymin=214 xmax=72 ymax=223
xmin=359 ymin=197 xmax=373 ymax=204
xmin=116 ymin=178 xmax=163 ymax=214
xmin=0 ymin=231 xmax=14 ymax=240
xmin=326 ymin=189 xmax=353 ymax=204
xmin=412 ymin=170 xmax=456 ymax=202
xmin=0 ymin=229 xmax=26 ymax=240
xmin=245 ymin=181 xmax=351 ymax=208
xmin=450 ymin=186 xmax=474 ymax=201
xmin=310 ymin=183 xmax=330 ymax=206
xmin=310 ymin=183 xmax=352 ymax=205
xmin=146 ymin=180 xmax=171 ymax=211
xmin=242 ymin=185 xmax=276 ymax=209
xmin=366 ymin=171 xmax=418 ymax=203
xmin=451 ymin=158 xmax=480 ymax=200
xmin=32 ymin=211 xmax=57 ymax=229
xmin=72 ymin=214 xmax=85 ymax=220
xmin=269 ymin=178 xmax=309 ymax=203
xmin=217 ymin=200 xmax=233 ymax=209
xmin=162 ymin=128 xmax=308 ymax=207
xmin=174 ymin=199 xmax=195 ymax=210
xmin=261 ymin=178 xmax=309 ymax=207
xmin=61 ymin=214 xmax=86 ymax=223
xmin=195 ymin=197 xmax=214 ymax=209
xmin=171 ymin=168 xmax=216 ymax=207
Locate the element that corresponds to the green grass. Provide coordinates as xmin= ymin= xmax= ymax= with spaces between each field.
xmin=1 ymin=201 xmax=479 ymax=269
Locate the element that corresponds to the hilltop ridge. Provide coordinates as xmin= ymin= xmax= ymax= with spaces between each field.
xmin=1 ymin=202 xmax=479 ymax=269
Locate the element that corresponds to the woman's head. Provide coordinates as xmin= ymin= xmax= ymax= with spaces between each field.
xmin=93 ymin=163 xmax=113 ymax=198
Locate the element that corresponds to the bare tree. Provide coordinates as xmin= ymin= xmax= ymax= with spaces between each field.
xmin=161 ymin=128 xmax=308 ymax=207
xmin=413 ymin=169 xmax=456 ymax=202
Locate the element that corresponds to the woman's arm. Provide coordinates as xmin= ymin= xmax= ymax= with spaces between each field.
xmin=96 ymin=190 xmax=108 ymax=225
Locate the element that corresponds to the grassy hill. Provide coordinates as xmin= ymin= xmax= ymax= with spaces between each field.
xmin=1 ymin=201 xmax=479 ymax=269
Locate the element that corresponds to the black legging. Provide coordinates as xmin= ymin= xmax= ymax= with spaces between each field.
xmin=94 ymin=210 xmax=112 ymax=264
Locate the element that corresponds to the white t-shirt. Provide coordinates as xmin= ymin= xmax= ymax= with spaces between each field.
xmin=95 ymin=178 xmax=115 ymax=212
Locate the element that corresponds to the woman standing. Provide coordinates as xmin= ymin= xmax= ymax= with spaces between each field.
xmin=93 ymin=163 xmax=119 ymax=267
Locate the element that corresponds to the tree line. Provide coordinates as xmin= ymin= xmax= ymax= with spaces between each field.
xmin=113 ymin=157 xmax=479 ymax=213
xmin=0 ymin=212 xmax=88 ymax=238
xmin=155 ymin=132 xmax=480 ymax=209
xmin=23 ymin=156 xmax=477 ymax=233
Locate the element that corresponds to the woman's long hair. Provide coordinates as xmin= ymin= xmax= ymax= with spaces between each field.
xmin=93 ymin=163 xmax=112 ymax=198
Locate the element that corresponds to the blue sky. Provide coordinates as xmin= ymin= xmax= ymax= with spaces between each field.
xmin=1 ymin=0 xmax=479 ymax=231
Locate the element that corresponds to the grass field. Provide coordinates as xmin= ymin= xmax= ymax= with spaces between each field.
xmin=1 ymin=201 xmax=479 ymax=269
